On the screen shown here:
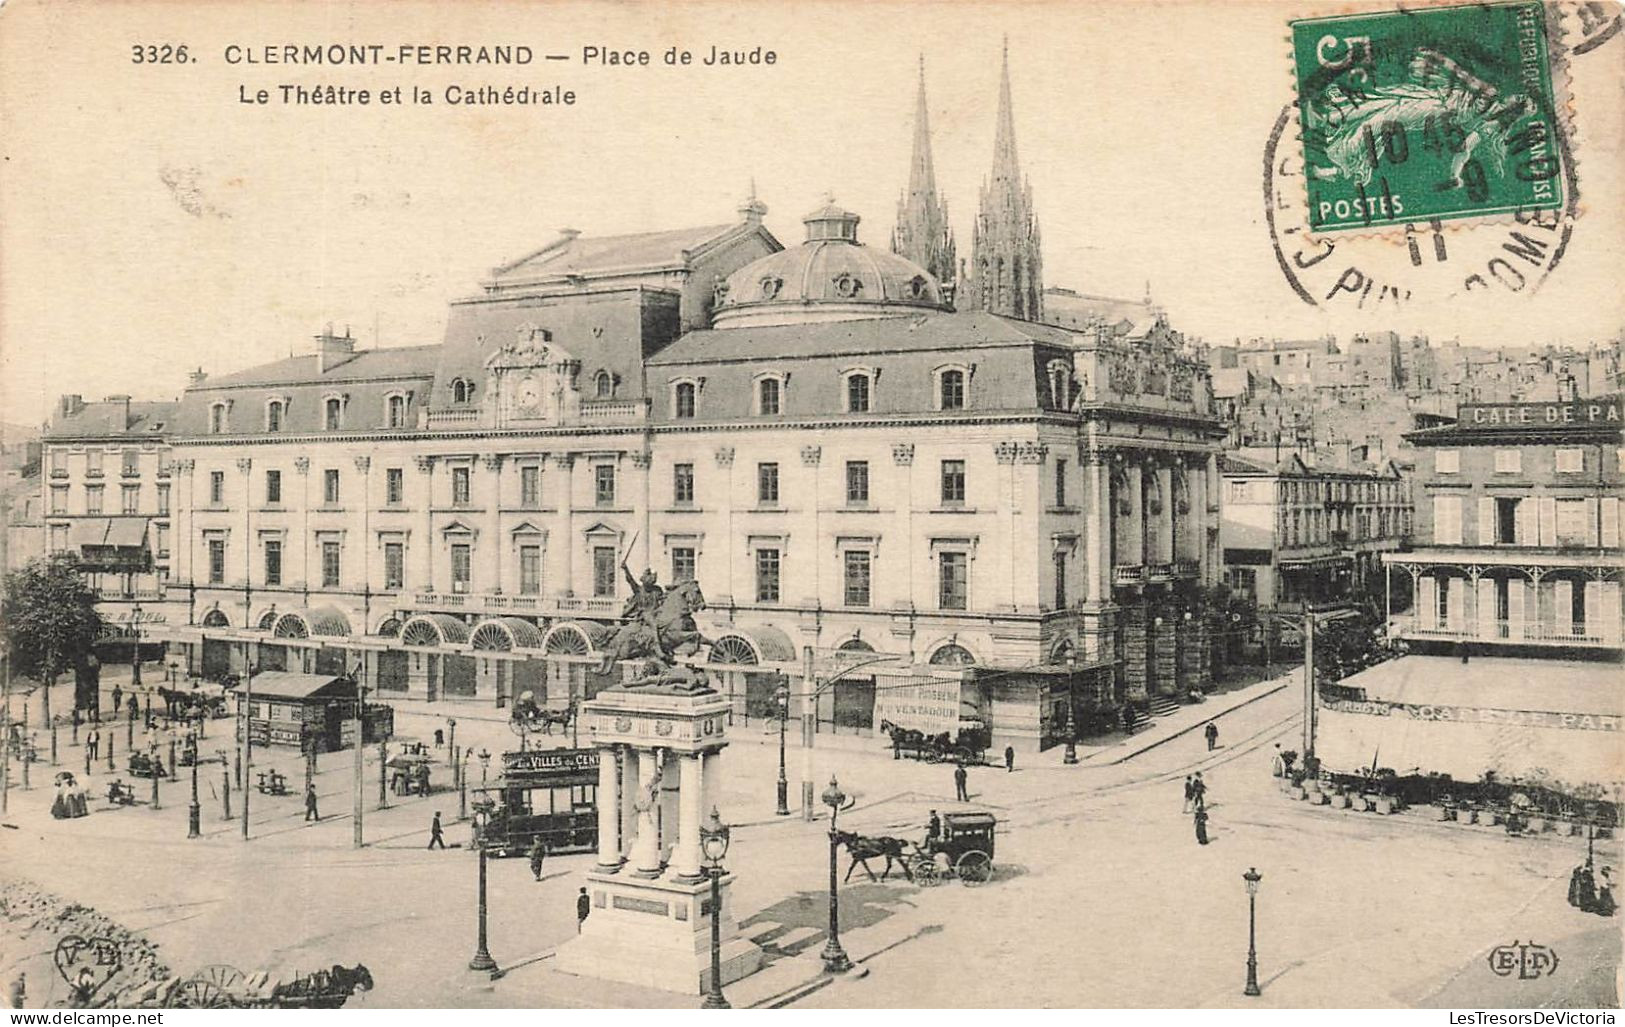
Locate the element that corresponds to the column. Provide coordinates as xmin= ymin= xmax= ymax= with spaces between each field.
xmin=658 ymin=750 xmax=680 ymax=866
xmin=674 ymin=753 xmax=703 ymax=881
xmin=595 ymin=743 xmax=622 ymax=871
xmin=1122 ymin=602 xmax=1148 ymax=701
xmin=630 ymin=748 xmax=662 ymax=876
xmin=354 ymin=457 xmax=371 ymax=596
xmin=295 ymin=457 xmax=311 ymax=589
xmin=558 ymin=455 xmax=576 ymax=596
xmin=619 ymin=746 xmax=639 ymax=862
xmin=1084 ymin=451 xmax=1110 ymax=603
xmin=1124 ymin=461 xmax=1144 ymax=566
xmin=415 ymin=456 xmax=435 ymax=592
xmin=482 ymin=455 xmax=503 ymax=593
xmin=1156 ymin=464 xmax=1174 ymax=565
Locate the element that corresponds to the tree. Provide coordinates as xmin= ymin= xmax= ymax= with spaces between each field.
xmin=3 ymin=555 xmax=103 ymax=727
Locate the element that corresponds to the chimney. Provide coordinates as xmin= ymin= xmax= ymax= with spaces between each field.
xmin=187 ymin=367 xmax=208 ymax=387
xmin=59 ymin=394 xmax=85 ymax=418
xmin=315 ymin=324 xmax=356 ymax=374
xmin=104 ymin=394 xmax=131 ymax=429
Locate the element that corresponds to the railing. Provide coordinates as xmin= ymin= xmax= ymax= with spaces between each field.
xmin=121 ymin=468 xmax=141 ymax=478
xmin=50 ymin=468 xmax=68 ymax=479
xmin=1146 ymin=563 xmax=1175 ymax=583
xmin=424 ymin=409 xmax=481 ymax=427
xmin=579 ymin=399 xmax=649 ymax=423
xmin=411 ymin=591 xmax=617 ymax=619
xmin=1174 ymin=559 xmax=1201 ymax=578
xmin=1391 ymin=616 xmax=1618 ymax=647
xmin=1113 ymin=565 xmax=1145 ymax=586
xmin=85 ymin=468 xmax=104 ymax=478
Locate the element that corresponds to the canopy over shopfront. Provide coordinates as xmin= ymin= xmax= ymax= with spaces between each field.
xmin=1318 ymin=655 xmax=1624 ymax=788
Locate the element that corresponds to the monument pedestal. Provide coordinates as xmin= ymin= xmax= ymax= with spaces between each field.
xmin=555 ymin=869 xmax=762 ymax=994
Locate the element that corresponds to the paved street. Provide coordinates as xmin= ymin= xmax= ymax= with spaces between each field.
xmin=2 ymin=668 xmax=1617 ymax=1008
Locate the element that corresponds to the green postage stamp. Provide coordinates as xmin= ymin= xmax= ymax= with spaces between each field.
xmin=1290 ymin=2 xmax=1567 ymax=234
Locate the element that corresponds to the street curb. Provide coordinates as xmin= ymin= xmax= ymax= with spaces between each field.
xmin=1104 ymin=682 xmax=1291 ymax=766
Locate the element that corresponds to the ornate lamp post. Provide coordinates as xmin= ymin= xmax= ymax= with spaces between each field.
xmin=377 ymin=741 xmax=389 ymax=810
xmin=477 ymin=748 xmax=491 ymax=789
xmin=148 ymin=738 xmax=161 ymax=811
xmin=820 ymin=776 xmax=855 ymax=973
xmin=467 ymin=807 xmax=498 ymax=975
xmin=1243 ymin=867 xmax=1262 ymax=997
xmin=219 ymin=750 xmax=232 ymax=821
xmin=700 ymin=807 xmax=732 ymax=1009
xmin=1063 ymin=650 xmax=1079 ymax=765
xmin=130 ymin=602 xmax=143 ymax=687
xmin=447 ymin=717 xmax=457 ymax=774
xmin=187 ymin=745 xmax=201 ymax=838
xmin=775 ymin=681 xmax=790 ymax=816
xmin=459 ymin=747 xmax=472 ymax=821
xmin=167 ymin=724 xmax=178 ymax=781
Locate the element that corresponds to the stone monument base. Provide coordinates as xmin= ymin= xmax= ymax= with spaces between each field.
xmin=554 ymin=869 xmax=763 ymax=995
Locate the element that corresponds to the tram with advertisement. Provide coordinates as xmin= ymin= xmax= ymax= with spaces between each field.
xmin=472 ymin=748 xmax=600 ymax=858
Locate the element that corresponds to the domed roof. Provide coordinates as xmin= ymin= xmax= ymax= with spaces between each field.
xmin=712 ymin=197 xmax=950 ymax=328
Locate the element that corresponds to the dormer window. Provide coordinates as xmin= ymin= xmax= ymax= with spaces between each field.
xmin=209 ymin=402 xmax=230 ymax=434
xmin=841 ymin=367 xmax=877 ymax=414
xmin=386 ymin=393 xmax=409 ymax=429
xmin=1046 ymin=359 xmax=1073 ymax=410
xmin=451 ymin=378 xmax=475 ymax=405
xmin=757 ymin=377 xmax=781 ymax=416
xmin=594 ymin=371 xmax=613 ymax=399
xmin=265 ymin=399 xmax=285 ymax=432
xmin=759 ymin=276 xmax=783 ymax=300
xmin=673 ymin=380 xmax=698 ymax=419
xmin=938 ymin=367 xmax=968 ymax=411
xmin=832 ymin=273 xmax=863 ymax=299
xmin=323 ymin=396 xmax=344 ymax=431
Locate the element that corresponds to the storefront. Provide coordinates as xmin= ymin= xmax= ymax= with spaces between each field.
xmin=230 ymin=671 xmax=392 ymax=752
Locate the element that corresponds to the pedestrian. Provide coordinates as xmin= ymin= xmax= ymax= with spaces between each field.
xmin=9 ymin=972 xmax=25 ymax=1010
xmin=1182 ymin=775 xmax=1195 ymax=813
xmin=1596 ymin=867 xmax=1617 ymax=917
xmin=529 ymin=837 xmax=548 ymax=881
xmin=1270 ymin=743 xmax=1286 ymax=778
xmin=112 ymin=686 xmax=123 ymax=715
xmin=1569 ymin=864 xmax=1586 ymax=907
xmin=576 ymin=886 xmax=591 ymax=932
xmin=1192 ymin=772 xmax=1207 ymax=810
xmin=86 ymin=728 xmax=99 ymax=760
xmin=953 ymin=763 xmax=969 ymax=802
xmin=428 ymin=811 xmax=446 ymax=849
xmin=1205 ymin=721 xmax=1219 ymax=752
xmin=434 ymin=728 xmax=444 ymax=748
xmin=1194 ymin=806 xmax=1210 ymax=845
xmin=1122 ymin=705 xmax=1136 ymax=735
xmin=1004 ymin=745 xmax=1015 ymax=773
xmin=1578 ymin=863 xmax=1598 ymax=913
xmin=927 ymin=809 xmax=941 ymax=844
xmin=304 ymin=783 xmax=319 ymax=822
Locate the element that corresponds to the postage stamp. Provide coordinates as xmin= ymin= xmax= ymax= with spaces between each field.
xmin=1290 ymin=2 xmax=1567 ymax=235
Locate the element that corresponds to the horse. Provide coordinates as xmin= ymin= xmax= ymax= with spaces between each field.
xmin=601 ymin=576 xmax=711 ymax=673
xmin=270 ymin=964 xmax=373 ymax=1009
xmin=833 ymin=829 xmax=915 ymax=883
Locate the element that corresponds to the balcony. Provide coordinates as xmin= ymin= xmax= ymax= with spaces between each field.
xmin=1391 ymin=615 xmax=1620 ymax=649
xmin=1113 ymin=565 xmax=1145 ymax=586
xmin=1146 ymin=563 xmax=1175 ymax=583
xmin=1174 ymin=559 xmax=1201 ymax=578
xmin=424 ymin=409 xmax=480 ymax=428
xmin=579 ymin=398 xmax=649 ymax=424
xmin=121 ymin=468 xmax=141 ymax=479
xmin=410 ymin=591 xmax=620 ymax=619
xmin=50 ymin=468 xmax=68 ymax=479
xmin=85 ymin=468 xmax=104 ymax=478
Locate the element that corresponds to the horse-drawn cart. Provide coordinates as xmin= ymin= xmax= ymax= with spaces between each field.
xmin=879 ymin=720 xmax=990 ymax=765
xmin=912 ymin=811 xmax=996 ymax=886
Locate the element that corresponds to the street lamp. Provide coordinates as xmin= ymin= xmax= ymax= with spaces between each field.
xmin=131 ymin=603 xmax=143 ymax=687
xmin=148 ymin=739 xmax=161 ymax=811
xmin=477 ymin=748 xmax=491 ymax=788
xmin=820 ymin=776 xmax=855 ymax=974
xmin=219 ymin=749 xmax=232 ymax=821
xmin=187 ymin=742 xmax=201 ymax=838
xmin=775 ymin=681 xmax=790 ymax=816
xmin=459 ymin=747 xmax=472 ymax=821
xmin=1063 ymin=650 xmax=1079 ymax=765
xmin=1243 ymin=867 xmax=1262 ymax=997
xmin=467 ymin=807 xmax=498 ymax=975
xmin=699 ymin=806 xmax=732 ymax=1009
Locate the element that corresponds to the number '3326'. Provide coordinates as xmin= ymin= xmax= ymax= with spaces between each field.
xmin=131 ymin=44 xmax=192 ymax=64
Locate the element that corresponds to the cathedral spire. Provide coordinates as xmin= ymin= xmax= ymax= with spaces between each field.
xmin=892 ymin=55 xmax=956 ymax=288
xmin=964 ymin=37 xmax=1044 ymax=321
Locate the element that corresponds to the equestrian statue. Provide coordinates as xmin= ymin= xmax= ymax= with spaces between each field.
xmin=598 ymin=535 xmax=713 ymax=693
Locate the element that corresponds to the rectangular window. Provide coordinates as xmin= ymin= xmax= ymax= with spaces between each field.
xmin=49 ymin=486 xmax=66 ymax=514
xmin=940 ymin=459 xmax=966 ymax=505
xmin=939 ymin=551 xmax=968 ymax=610
xmin=324 ymin=468 xmax=340 ymax=505
xmin=844 ymin=550 xmax=872 ymax=607
xmin=1055 ymin=459 xmax=1068 ymax=507
xmin=155 ymin=523 xmax=169 ymax=557
xmin=519 ymin=545 xmax=542 ymax=595
xmin=450 ymin=543 xmax=472 ymax=591
xmin=50 ymin=450 xmax=65 ymax=476
xmin=1229 ymin=481 xmax=1250 ymax=503
xmin=209 ymin=471 xmax=224 ymax=506
xmin=383 ymin=542 xmax=405 ymax=590
xmin=592 ymin=546 xmax=617 ymax=597
xmin=321 ymin=541 xmax=341 ymax=588
xmin=49 ymin=524 xmax=66 ymax=552
xmin=595 ymin=464 xmax=616 ymax=506
xmin=1054 ymin=550 xmax=1068 ymax=609
xmin=86 ymin=450 xmax=103 ymax=476
xmin=386 ymin=468 xmax=404 ymax=505
xmin=1434 ymin=449 xmax=1459 ymax=474
xmin=673 ymin=463 xmax=694 ymax=506
xmin=847 ymin=374 xmax=871 ymax=413
xmin=208 ymin=539 xmax=225 ymax=584
xmin=845 ymin=461 xmax=869 ymax=505
xmin=265 ymin=470 xmax=282 ymax=505
xmin=121 ymin=449 xmax=139 ymax=476
xmin=121 ymin=485 xmax=138 ymax=514
xmin=1494 ymin=449 xmax=1521 ymax=474
xmin=1556 ymin=447 xmax=1584 ymax=473
xmin=755 ymin=548 xmax=781 ymax=603
xmin=85 ymin=485 xmax=103 ymax=514
xmin=1555 ymin=499 xmax=1590 ymax=545
xmin=758 ymin=378 xmax=781 ymax=415
xmin=520 ymin=465 xmax=540 ymax=507
xmin=1434 ymin=495 xmax=1463 ymax=544
xmin=1495 ymin=497 xmax=1518 ymax=545
xmin=264 ymin=540 xmax=282 ymax=586
xmin=671 ymin=546 xmax=696 ymax=583
xmin=156 ymin=484 xmax=170 ymax=516
xmin=451 ymin=466 xmax=470 ymax=506
xmin=757 ymin=462 xmax=779 ymax=505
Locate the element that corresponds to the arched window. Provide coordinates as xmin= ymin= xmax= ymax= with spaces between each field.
xmin=451 ymin=379 xmax=474 ymax=405
xmin=928 ymin=643 xmax=975 ymax=666
xmin=386 ymin=394 xmax=408 ymax=429
xmin=208 ymin=403 xmax=229 ymax=434
xmin=324 ymin=397 xmax=343 ymax=430
xmin=1047 ymin=360 xmax=1072 ymax=410
xmin=939 ymin=369 xmax=966 ymax=411
xmin=594 ymin=371 xmax=613 ymax=399
xmin=674 ymin=381 xmax=696 ymax=419
xmin=846 ymin=373 xmax=871 ymax=413
xmin=265 ymin=400 xmax=284 ymax=432
xmin=758 ymin=378 xmax=780 ymax=416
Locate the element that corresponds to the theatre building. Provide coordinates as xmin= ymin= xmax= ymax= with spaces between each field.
xmin=1315 ymin=397 xmax=1622 ymax=789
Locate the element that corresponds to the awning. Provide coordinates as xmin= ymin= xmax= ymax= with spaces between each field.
xmin=228 ymin=671 xmax=355 ymax=702
xmin=470 ymin=616 xmax=545 ymax=651
xmin=305 ymin=606 xmax=352 ymax=637
xmin=1317 ymin=655 xmax=1623 ymax=786
xmin=69 ymin=518 xmax=111 ymax=547
xmin=712 ymin=623 xmax=797 ymax=664
xmin=104 ymin=517 xmax=149 ymax=548
xmin=401 ymin=612 xmax=470 ymax=646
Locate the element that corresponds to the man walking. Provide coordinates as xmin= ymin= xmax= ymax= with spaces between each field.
xmin=1004 ymin=746 xmax=1015 ymax=773
xmin=1191 ymin=772 xmax=1207 ymax=810
xmin=1194 ymin=806 xmax=1210 ymax=845
xmin=111 ymin=685 xmax=123 ymax=717
xmin=86 ymin=728 xmax=99 ymax=761
xmin=576 ymin=887 xmax=591 ymax=932
xmin=953 ymin=763 xmax=969 ymax=802
xmin=304 ymin=783 xmax=320 ymax=822
xmin=428 ymin=811 xmax=446 ymax=849
xmin=1205 ymin=721 xmax=1219 ymax=752
xmin=1270 ymin=743 xmax=1286 ymax=778
xmin=528 ymin=837 xmax=548 ymax=881
xmin=1182 ymin=775 xmax=1195 ymax=813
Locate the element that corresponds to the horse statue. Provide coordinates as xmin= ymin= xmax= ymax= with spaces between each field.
xmin=833 ymin=829 xmax=916 ymax=883
xmin=600 ymin=570 xmax=711 ymax=675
